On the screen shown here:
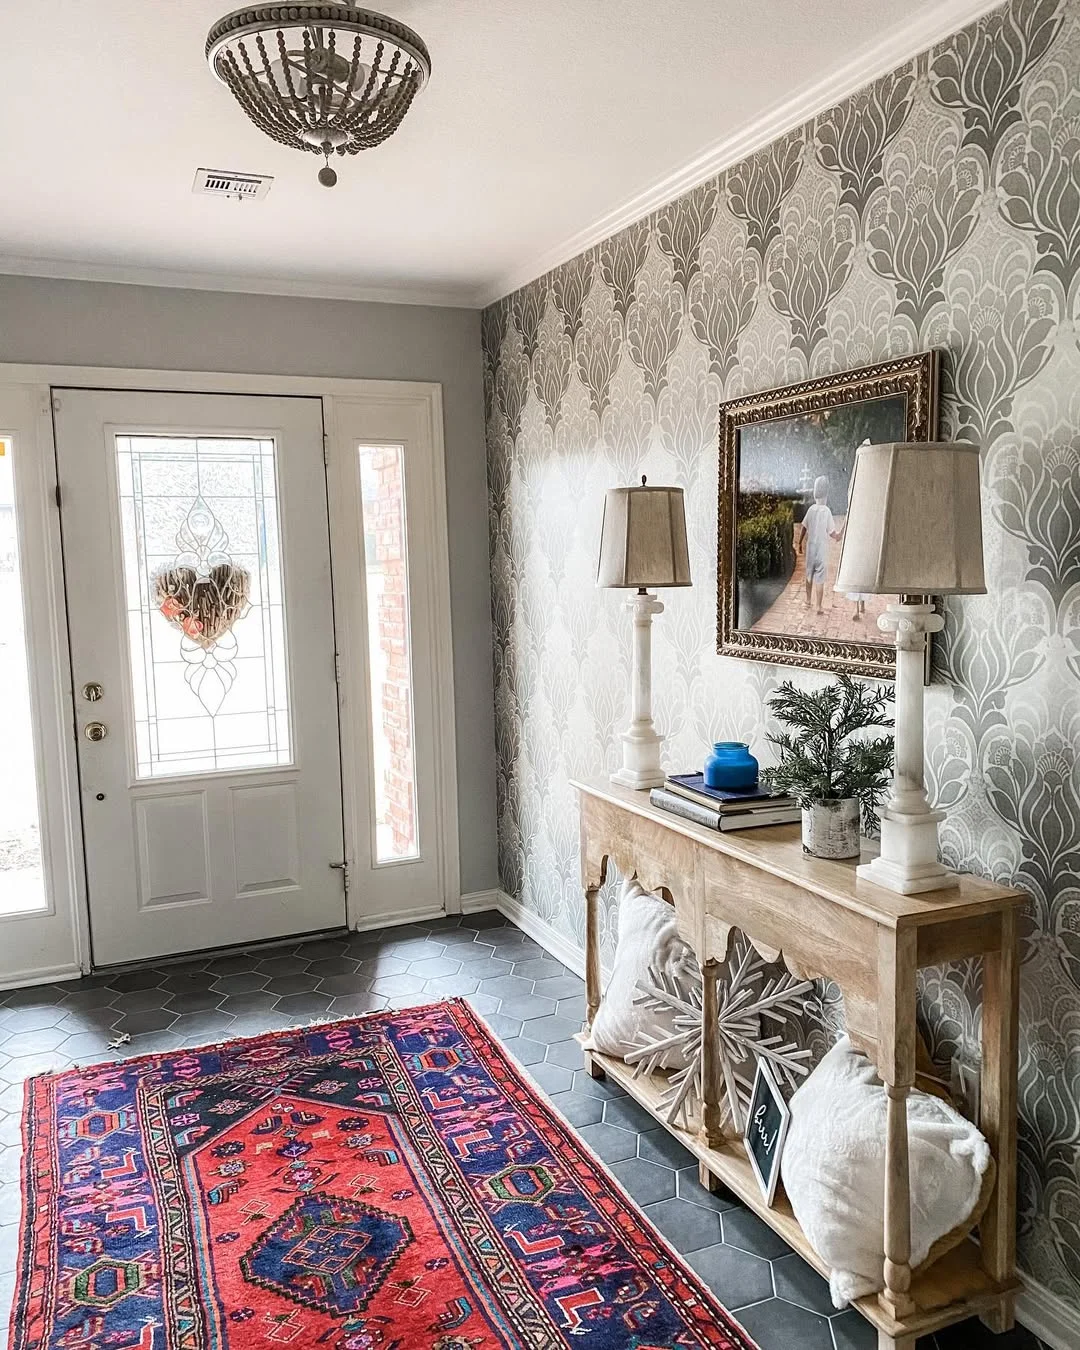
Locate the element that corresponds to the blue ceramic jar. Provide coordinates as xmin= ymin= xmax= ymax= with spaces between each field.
xmin=703 ymin=741 xmax=759 ymax=790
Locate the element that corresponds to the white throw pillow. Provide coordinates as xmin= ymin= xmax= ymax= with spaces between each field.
xmin=781 ymin=1036 xmax=991 ymax=1308
xmin=583 ymin=877 xmax=698 ymax=1065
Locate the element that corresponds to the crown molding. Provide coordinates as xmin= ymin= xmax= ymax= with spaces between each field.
xmin=472 ymin=0 xmax=1007 ymax=308
xmin=0 ymin=254 xmax=476 ymax=310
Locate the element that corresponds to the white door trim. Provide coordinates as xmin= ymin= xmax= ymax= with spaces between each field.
xmin=0 ymin=363 xmax=459 ymax=981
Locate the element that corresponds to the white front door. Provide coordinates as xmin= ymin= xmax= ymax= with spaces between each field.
xmin=53 ymin=389 xmax=346 ymax=966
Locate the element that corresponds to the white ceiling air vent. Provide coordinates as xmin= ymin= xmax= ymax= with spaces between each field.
xmin=192 ymin=168 xmax=273 ymax=200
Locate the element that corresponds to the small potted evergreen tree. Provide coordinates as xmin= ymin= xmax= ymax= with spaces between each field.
xmin=760 ymin=675 xmax=894 ymax=859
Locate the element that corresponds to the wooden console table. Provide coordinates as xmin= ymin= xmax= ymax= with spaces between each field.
xmin=573 ymin=779 xmax=1023 ymax=1350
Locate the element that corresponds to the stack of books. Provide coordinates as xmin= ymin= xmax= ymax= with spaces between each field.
xmin=650 ymin=773 xmax=801 ymax=832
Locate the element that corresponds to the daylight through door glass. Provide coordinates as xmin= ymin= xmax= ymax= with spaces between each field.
xmin=0 ymin=436 xmax=47 ymax=914
xmin=359 ymin=443 xmax=419 ymax=863
xmin=116 ymin=435 xmax=292 ymax=778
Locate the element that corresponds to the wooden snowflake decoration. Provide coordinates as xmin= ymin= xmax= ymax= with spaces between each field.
xmin=624 ymin=944 xmax=815 ymax=1133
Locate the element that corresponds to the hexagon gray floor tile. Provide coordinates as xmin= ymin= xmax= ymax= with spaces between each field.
xmin=0 ymin=911 xmax=1050 ymax=1350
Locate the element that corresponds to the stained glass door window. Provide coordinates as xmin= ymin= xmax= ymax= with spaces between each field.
xmin=115 ymin=435 xmax=292 ymax=778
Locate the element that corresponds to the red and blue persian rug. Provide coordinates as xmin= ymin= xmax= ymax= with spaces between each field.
xmin=13 ymin=999 xmax=756 ymax=1349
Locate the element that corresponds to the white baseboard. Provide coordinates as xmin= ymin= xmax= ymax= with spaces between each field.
xmin=488 ymin=888 xmax=612 ymax=984
xmin=459 ymin=889 xmax=505 ymax=914
xmin=1017 ymin=1275 xmax=1080 ymax=1350
xmin=493 ymin=890 xmax=587 ymax=978
xmin=0 ymin=962 xmax=82 ymax=992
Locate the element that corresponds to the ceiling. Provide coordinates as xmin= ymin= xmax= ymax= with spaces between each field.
xmin=0 ymin=0 xmax=1002 ymax=307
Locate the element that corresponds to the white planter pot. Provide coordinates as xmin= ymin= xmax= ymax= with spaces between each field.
xmin=802 ymin=798 xmax=861 ymax=859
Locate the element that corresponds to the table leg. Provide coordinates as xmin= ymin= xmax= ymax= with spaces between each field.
xmin=877 ymin=928 xmax=917 ymax=1325
xmin=979 ymin=908 xmax=1019 ymax=1334
xmin=585 ymin=885 xmax=601 ymax=1027
xmin=878 ymin=1332 xmax=915 ymax=1350
xmin=881 ymin=1083 xmax=915 ymax=1322
xmin=700 ymin=958 xmax=725 ymax=1147
xmin=583 ymin=885 xmax=605 ymax=1078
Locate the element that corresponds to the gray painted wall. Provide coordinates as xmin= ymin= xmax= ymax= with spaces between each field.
xmin=0 ymin=273 xmax=497 ymax=896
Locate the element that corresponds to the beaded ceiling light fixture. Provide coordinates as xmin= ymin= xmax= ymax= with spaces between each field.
xmin=206 ymin=4 xmax=431 ymax=187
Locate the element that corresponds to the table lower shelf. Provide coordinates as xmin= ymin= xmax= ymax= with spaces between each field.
xmin=575 ymin=1035 xmax=1018 ymax=1342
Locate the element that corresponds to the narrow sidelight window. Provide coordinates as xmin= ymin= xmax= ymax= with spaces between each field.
xmin=358 ymin=444 xmax=419 ymax=863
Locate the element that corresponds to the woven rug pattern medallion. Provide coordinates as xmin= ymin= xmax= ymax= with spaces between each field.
xmin=13 ymin=999 xmax=755 ymax=1349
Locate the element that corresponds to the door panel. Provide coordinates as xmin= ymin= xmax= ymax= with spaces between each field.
xmin=54 ymin=390 xmax=345 ymax=965
xmin=230 ymin=782 xmax=301 ymax=894
xmin=134 ymin=791 xmax=210 ymax=908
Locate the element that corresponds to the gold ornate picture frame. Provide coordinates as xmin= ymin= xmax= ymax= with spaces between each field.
xmin=717 ymin=351 xmax=940 ymax=680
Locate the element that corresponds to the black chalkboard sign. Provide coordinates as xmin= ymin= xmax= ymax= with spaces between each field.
xmin=745 ymin=1059 xmax=791 ymax=1206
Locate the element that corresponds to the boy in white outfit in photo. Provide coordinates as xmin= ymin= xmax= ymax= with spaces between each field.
xmin=798 ymin=474 xmax=844 ymax=615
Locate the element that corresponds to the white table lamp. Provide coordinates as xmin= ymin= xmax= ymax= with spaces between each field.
xmin=836 ymin=441 xmax=985 ymax=894
xmin=598 ymin=477 xmax=691 ymax=789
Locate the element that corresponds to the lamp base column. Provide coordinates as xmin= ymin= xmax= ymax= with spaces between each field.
xmin=861 ymin=599 xmax=957 ymax=894
xmin=858 ymin=809 xmax=958 ymax=894
xmin=611 ymin=589 xmax=665 ymax=791
xmin=610 ymin=735 xmax=665 ymax=790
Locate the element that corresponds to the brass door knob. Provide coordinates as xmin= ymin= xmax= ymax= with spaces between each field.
xmin=84 ymin=722 xmax=108 ymax=742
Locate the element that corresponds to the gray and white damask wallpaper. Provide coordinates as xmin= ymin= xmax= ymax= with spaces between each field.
xmin=482 ymin=0 xmax=1080 ymax=1306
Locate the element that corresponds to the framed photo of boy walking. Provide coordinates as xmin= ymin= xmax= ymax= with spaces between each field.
xmin=716 ymin=351 xmax=940 ymax=680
